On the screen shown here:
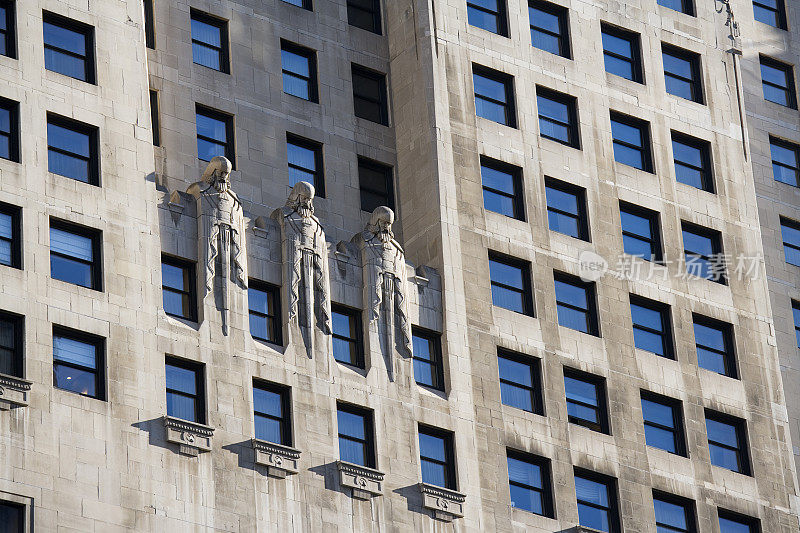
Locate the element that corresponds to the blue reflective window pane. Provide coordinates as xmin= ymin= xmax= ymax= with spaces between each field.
xmin=565 ymin=376 xmax=597 ymax=406
xmin=161 ymin=263 xmax=186 ymax=291
xmin=631 ymin=304 xmax=663 ymax=331
xmin=673 ymin=139 xmax=703 ymax=167
xmin=709 ymin=444 xmax=739 ymax=471
xmin=613 ymin=143 xmax=644 ymax=169
xmin=663 ymin=54 xmax=692 ymax=78
xmin=255 ymin=415 xmax=282 ymax=443
xmin=623 ymin=235 xmax=654 ymax=259
xmin=531 ymin=30 xmax=560 ymax=55
xmin=0 ymin=213 xmax=10 ymax=239
xmin=44 ymin=22 xmax=86 ymax=55
xmin=683 ymin=230 xmax=714 ymax=256
xmin=481 ymin=165 xmax=514 ymax=194
xmin=421 ymin=460 xmax=446 ymax=487
xmin=163 ymin=292 xmax=187 ymax=318
xmin=500 ymin=382 xmax=533 ymax=411
xmin=621 ymin=210 xmax=652 ymax=238
xmin=548 ymin=211 xmax=580 ymax=237
xmin=634 ymin=328 xmax=665 ymax=355
xmin=192 ymin=44 xmax=220 ymax=70
xmin=48 ymin=123 xmax=90 ymax=157
xmin=771 ymin=142 xmax=797 ymax=167
xmin=645 ymin=425 xmax=678 ymax=453
xmin=166 ymin=391 xmax=196 ymax=421
xmin=555 ymin=280 xmax=587 ymax=308
xmin=166 ymin=364 xmax=196 ymax=395
xmin=44 ymin=48 xmax=87 ymax=81
xmin=474 ymin=74 xmax=506 ymax=103
xmin=498 ymin=357 xmax=531 ymax=387
xmin=50 ymin=254 xmax=91 ymax=287
xmin=48 ymin=150 xmax=89 ymax=182
xmin=484 ymin=190 xmax=515 ymax=217
xmin=706 ymin=418 xmax=738 ymax=447
xmin=339 ymin=437 xmax=366 ymax=465
xmin=467 ymin=8 xmax=500 ymax=34
xmin=568 ymin=401 xmax=598 ymax=423
xmin=283 ymin=74 xmax=310 ymax=99
xmin=665 ymin=77 xmax=693 ymax=100
xmin=611 ymin=119 xmax=642 ymax=147
xmin=338 ymin=410 xmax=366 ymax=440
xmin=654 ymin=499 xmax=688 ymax=531
xmin=490 ymin=259 xmax=523 ymax=289
xmin=412 ymin=334 xmax=432 ymax=362
xmin=658 ymin=0 xmax=685 ymax=11
xmin=54 ymin=364 xmax=96 ymax=397
xmin=719 ymin=516 xmax=754 ymax=533
xmin=530 ymin=7 xmax=559 ymax=32
xmin=575 ymin=476 xmax=609 ymax=507
xmin=50 ymin=228 xmax=91 ymax=261
xmin=764 ymin=85 xmax=790 ymax=106
xmin=197 ymin=138 xmax=224 ymax=162
xmin=475 ymin=98 xmax=507 ymax=124
xmin=510 ymin=484 xmax=543 ymax=514
xmin=694 ymin=322 xmax=725 ymax=351
xmin=557 ymin=305 xmax=588 ymax=332
xmin=288 ymin=142 xmax=316 ymax=172
xmin=0 ymin=107 xmax=10 ymax=133
xmin=492 ymin=285 xmax=524 ymax=313
xmin=538 ymin=96 xmax=569 ymax=124
xmin=191 ymin=18 xmax=221 ymax=48
xmin=282 ymin=49 xmax=309 ymax=77
xmin=761 ymin=62 xmax=787 ymax=86
xmin=248 ymin=287 xmax=268 ymax=314
xmin=697 ymin=347 xmax=725 ymax=374
xmin=642 ymin=398 xmax=674 ymax=427
xmin=602 ymin=32 xmax=632 ymax=58
xmin=419 ymin=432 xmax=446 ymax=462
xmin=604 ymin=55 xmax=634 ymax=79
xmin=54 ymin=335 xmax=96 ymax=368
xmin=508 ymin=457 xmax=542 ymax=488
xmin=413 ymin=358 xmax=435 ymax=387
xmin=254 ymin=388 xmax=282 ymax=418
xmin=546 ymin=186 xmax=578 ymax=214
xmin=196 ymin=114 xmax=226 ymax=143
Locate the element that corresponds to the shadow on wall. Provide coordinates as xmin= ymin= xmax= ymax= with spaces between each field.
xmin=131 ymin=418 xmax=173 ymax=453
xmin=308 ymin=462 xmax=349 ymax=498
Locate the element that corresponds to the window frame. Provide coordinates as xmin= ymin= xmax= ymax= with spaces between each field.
xmin=681 ymin=222 xmax=726 ymax=284
xmin=418 ymin=424 xmax=457 ymax=489
xmin=610 ymin=111 xmax=653 ymax=172
xmin=149 ymin=89 xmax=160 ymax=147
xmin=0 ymin=1 xmax=17 ymax=59
xmin=536 ymin=86 xmax=580 ymax=148
xmin=781 ymin=216 xmax=800 ymax=267
xmin=600 ymin=23 xmax=643 ymax=83
xmin=347 ymin=0 xmax=382 ymax=35
xmin=554 ymin=271 xmax=599 ymax=336
xmin=652 ymin=491 xmax=697 ymax=533
xmin=0 ymin=498 xmax=25 ymax=533
xmin=161 ymin=254 xmax=198 ymax=322
xmin=753 ymin=0 xmax=787 ymax=30
xmin=792 ymin=300 xmax=800 ymax=349
xmin=331 ymin=303 xmax=364 ymax=368
xmin=574 ymin=468 xmax=620 ymax=533
xmin=770 ymin=136 xmax=800 ymax=187
xmin=640 ymin=390 xmax=687 ymax=456
xmin=283 ymin=0 xmax=313 ymax=10
xmin=286 ymin=133 xmax=325 ymax=197
xmin=705 ymin=409 xmax=751 ymax=476
xmin=657 ymin=0 xmax=695 ymax=17
xmin=46 ymin=113 xmax=100 ymax=185
xmin=563 ymin=367 xmax=609 ymax=434
xmin=528 ymin=0 xmax=570 ymax=58
xmin=252 ymin=379 xmax=293 ymax=446
xmin=662 ymin=44 xmax=704 ymax=104
xmin=412 ymin=326 xmax=445 ymax=391
xmin=280 ymin=40 xmax=318 ymax=103
xmin=165 ymin=355 xmax=206 ymax=424
xmin=506 ymin=448 xmax=554 ymax=518
xmin=488 ymin=252 xmax=534 ymax=316
xmin=0 ymin=310 xmax=23 ymax=378
xmin=337 ymin=402 xmax=376 ymax=469
xmin=472 ymin=64 xmax=516 ymax=127
xmin=248 ymin=279 xmax=282 ymax=346
xmin=619 ymin=201 xmax=662 ymax=262
xmin=497 ymin=348 xmax=543 ymax=415
xmin=718 ymin=509 xmax=761 ymax=533
xmin=0 ymin=96 xmax=19 ymax=163
xmin=189 ymin=9 xmax=229 ymax=73
xmin=357 ymin=156 xmax=395 ymax=212
xmin=467 ymin=0 xmax=508 ymax=37
xmin=143 ymin=0 xmax=155 ymax=49
xmin=760 ymin=55 xmax=797 ymax=109
xmin=0 ymin=201 xmax=21 ymax=269
xmin=42 ymin=11 xmax=95 ymax=84
xmin=544 ymin=177 xmax=590 ymax=241
xmin=629 ymin=294 xmax=673 ymax=359
xmin=49 ymin=218 xmax=102 ymax=291
xmin=671 ymin=131 xmax=714 ymax=192
xmin=52 ymin=325 xmax=105 ymax=401
xmin=692 ymin=314 xmax=737 ymax=378
xmin=195 ymin=104 xmax=235 ymax=165
xmin=351 ymin=64 xmax=389 ymax=126
xmin=480 ymin=156 xmax=525 ymax=221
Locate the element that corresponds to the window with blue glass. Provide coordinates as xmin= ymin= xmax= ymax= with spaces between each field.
xmin=43 ymin=13 xmax=94 ymax=83
xmin=0 ymin=97 xmax=18 ymax=163
xmin=672 ymin=132 xmax=713 ymax=192
xmin=0 ymin=1 xmax=16 ymax=58
xmin=253 ymin=380 xmax=292 ymax=445
xmin=760 ymin=56 xmax=796 ymax=108
xmin=162 ymin=255 xmax=197 ymax=321
xmin=53 ymin=327 xmax=104 ymax=400
xmin=481 ymin=157 xmax=524 ymax=220
xmin=658 ymin=0 xmax=694 ymax=16
xmin=358 ymin=157 xmax=394 ymax=212
xmin=537 ymin=87 xmax=579 ymax=147
xmin=348 ymin=0 xmax=381 ymax=34
xmin=770 ymin=136 xmax=800 ymax=187
xmin=792 ymin=301 xmax=800 ymax=349
xmin=718 ymin=509 xmax=760 ymax=533
xmin=574 ymin=469 xmax=619 ymax=533
xmin=682 ymin=223 xmax=725 ymax=283
xmin=564 ymin=368 xmax=608 ymax=433
xmin=653 ymin=492 xmax=696 ymax=533
xmin=620 ymin=203 xmax=661 ymax=262
xmin=554 ymin=273 xmax=598 ymax=335
xmin=706 ymin=411 xmax=750 ymax=475
xmin=781 ymin=217 xmax=800 ymax=267
xmin=507 ymin=450 xmax=553 ymax=517
xmin=467 ymin=0 xmax=507 ymax=36
xmin=528 ymin=1 xmax=569 ymax=58
xmin=196 ymin=105 xmax=234 ymax=163
xmin=50 ymin=221 xmax=101 ymax=290
xmin=610 ymin=112 xmax=652 ymax=172
xmin=0 ymin=499 xmax=23 ymax=533
xmin=641 ymin=392 xmax=685 ymax=456
xmin=281 ymin=41 xmax=317 ymax=102
xmin=0 ymin=203 xmax=20 ymax=269
xmin=630 ymin=295 xmax=672 ymax=358
xmin=190 ymin=10 xmax=228 ymax=73
xmin=753 ymin=0 xmax=786 ymax=29
xmin=601 ymin=24 xmax=642 ymax=83
xmin=0 ymin=311 xmax=23 ymax=378
xmin=165 ymin=357 xmax=204 ymax=423
xmin=332 ymin=305 xmax=364 ymax=367
xmin=545 ymin=178 xmax=589 ymax=241
xmin=693 ymin=315 xmax=736 ymax=378
xmin=412 ymin=327 xmax=444 ymax=390
xmin=418 ymin=425 xmax=456 ymax=489
xmin=337 ymin=403 xmax=375 ymax=468
xmin=47 ymin=114 xmax=98 ymax=185
xmin=663 ymin=45 xmax=703 ymax=103
xmin=498 ymin=349 xmax=542 ymax=414
xmin=473 ymin=65 xmax=516 ymax=127
xmin=287 ymin=134 xmax=324 ymax=196
xmin=352 ymin=65 xmax=388 ymax=125
xmin=283 ymin=0 xmax=312 ymax=9
xmin=489 ymin=253 xmax=533 ymax=315
xmin=248 ymin=281 xmax=281 ymax=345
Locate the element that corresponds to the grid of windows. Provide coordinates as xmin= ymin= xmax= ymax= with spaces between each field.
xmin=352 ymin=65 xmax=388 ymax=125
xmin=0 ymin=97 xmax=19 ymax=162
xmin=706 ymin=411 xmax=750 ymax=475
xmin=498 ymin=349 xmax=542 ymax=414
xmin=601 ymin=24 xmax=642 ymax=83
xmin=536 ymin=87 xmax=579 ymax=147
xmin=753 ymin=0 xmax=786 ymax=29
xmin=554 ymin=273 xmax=598 ymax=335
xmin=481 ymin=158 xmax=524 ymax=220
xmin=0 ymin=1 xmax=16 ymax=58
xmin=53 ymin=327 xmax=104 ymax=400
xmin=564 ymin=369 xmax=608 ymax=433
xmin=630 ymin=295 xmax=672 ymax=358
xmin=337 ymin=404 xmax=375 ymax=468
xmin=658 ymin=0 xmax=694 ymax=16
xmin=760 ymin=56 xmax=796 ymax=108
xmin=545 ymin=178 xmax=589 ymax=240
xmin=672 ymin=132 xmax=713 ymax=192
xmin=682 ymin=223 xmax=725 ymax=284
xmin=281 ymin=42 xmax=317 ymax=102
xmin=489 ymin=253 xmax=533 ymax=315
xmin=473 ymin=66 xmax=516 ymax=127
xmin=0 ymin=203 xmax=20 ymax=269
xmin=50 ymin=222 xmax=101 ymax=290
xmin=653 ymin=492 xmax=696 ymax=533
xmin=610 ymin=112 xmax=652 ymax=171
xmin=412 ymin=328 xmax=444 ymax=390
xmin=662 ymin=45 xmax=702 ymax=103
xmin=347 ymin=0 xmax=381 ymax=34
xmin=718 ymin=510 xmax=760 ymax=533
xmin=287 ymin=134 xmax=324 ymax=196
xmin=190 ymin=11 xmax=228 ymax=72
xmin=574 ymin=470 xmax=619 ymax=533
xmin=418 ymin=426 xmax=456 ymax=489
xmin=47 ymin=115 xmax=99 ymax=184
xmin=0 ymin=311 xmax=22 ymax=378
xmin=641 ymin=392 xmax=685 ymax=455
xmin=253 ymin=380 xmax=292 ymax=445
xmin=693 ymin=315 xmax=736 ymax=378
xmin=781 ymin=217 xmax=800 ymax=267
xmin=43 ymin=13 xmax=94 ymax=83
xmin=248 ymin=281 xmax=281 ymax=345
xmin=162 ymin=256 xmax=197 ymax=321
xmin=528 ymin=1 xmax=569 ymax=58
xmin=507 ymin=450 xmax=553 ymax=517
xmin=331 ymin=305 xmax=363 ymax=367
xmin=0 ymin=500 xmax=23 ymax=533
xmin=770 ymin=136 xmax=800 ymax=187
xmin=467 ymin=0 xmax=508 ymax=36
xmin=165 ymin=357 xmax=204 ymax=423
xmin=196 ymin=106 xmax=234 ymax=163
xmin=620 ymin=203 xmax=661 ymax=262
xmin=358 ymin=157 xmax=394 ymax=212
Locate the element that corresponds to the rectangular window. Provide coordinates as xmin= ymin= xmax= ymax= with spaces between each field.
xmin=554 ymin=272 xmax=598 ymax=335
xmin=358 ymin=157 xmax=394 ymax=212
xmin=53 ymin=327 xmax=104 ymax=400
xmin=620 ymin=202 xmax=662 ymax=261
xmin=630 ymin=295 xmax=672 ymax=358
xmin=0 ymin=97 xmax=19 ymax=162
xmin=287 ymin=134 xmax=324 ymax=196
xmin=196 ymin=105 xmax=234 ymax=163
xmin=0 ymin=499 xmax=24 ymax=533
xmin=418 ymin=425 xmax=456 ymax=489
xmin=412 ymin=327 xmax=444 ymax=390
xmin=0 ymin=202 xmax=20 ymax=269
xmin=253 ymin=380 xmax=292 ymax=445
xmin=693 ymin=315 xmax=736 ymax=378
xmin=43 ymin=12 xmax=95 ymax=83
xmin=47 ymin=114 xmax=99 ymax=185
xmin=770 ymin=136 xmax=800 ymax=187
xmin=682 ymin=223 xmax=725 ymax=284
xmin=610 ymin=112 xmax=652 ymax=172
xmin=672 ymin=132 xmax=713 ymax=192
xmin=49 ymin=221 xmax=101 ymax=290
xmin=658 ymin=0 xmax=694 ymax=16
xmin=753 ymin=0 xmax=786 ymax=29
xmin=653 ymin=492 xmax=697 ymax=533
xmin=149 ymin=90 xmax=160 ymax=147
xmin=706 ymin=410 xmax=750 ymax=475
xmin=663 ymin=45 xmax=703 ymax=103
xmin=281 ymin=41 xmax=317 ymax=102
xmin=331 ymin=305 xmax=364 ymax=367
xmin=143 ymin=0 xmax=155 ymax=49
xmin=498 ymin=349 xmax=542 ymax=414
xmin=347 ymin=0 xmax=381 ymax=34
xmin=283 ymin=0 xmax=312 ymax=9
xmin=0 ymin=311 xmax=22 ymax=378
xmin=489 ymin=253 xmax=534 ymax=316
xmin=473 ymin=65 xmax=516 ymax=127
xmin=162 ymin=255 xmax=197 ymax=321
xmin=601 ymin=24 xmax=642 ymax=83
xmin=337 ymin=403 xmax=375 ymax=468
xmin=545 ymin=178 xmax=589 ymax=241
xmin=190 ymin=10 xmax=228 ymax=73
xmin=507 ymin=450 xmax=553 ymax=517
xmin=165 ymin=357 xmax=205 ymax=423
xmin=760 ymin=56 xmax=796 ymax=108
xmin=719 ymin=510 xmax=760 ymax=533
xmin=0 ymin=1 xmax=16 ymax=58
xmin=480 ymin=157 xmax=524 ymax=220
xmin=248 ymin=281 xmax=281 ymax=345
xmin=641 ymin=391 xmax=685 ymax=456
xmin=467 ymin=0 xmax=508 ymax=36
xmin=536 ymin=87 xmax=579 ymax=147
xmin=528 ymin=1 xmax=570 ymax=58
xmin=574 ymin=469 xmax=619 ymax=533
xmin=564 ymin=368 xmax=608 ymax=433
xmin=352 ymin=65 xmax=388 ymax=125
xmin=792 ymin=301 xmax=800 ymax=349
xmin=781 ymin=217 xmax=800 ymax=267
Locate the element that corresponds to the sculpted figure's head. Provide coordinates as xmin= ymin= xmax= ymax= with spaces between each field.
xmin=367 ymin=206 xmax=395 ymax=242
xmin=286 ymin=181 xmax=315 ymax=216
xmin=201 ymin=156 xmax=233 ymax=192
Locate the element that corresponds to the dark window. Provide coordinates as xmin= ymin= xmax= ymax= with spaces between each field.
xmin=658 ymin=0 xmax=694 ymax=16
xmin=760 ymin=56 xmax=796 ymax=108
xmin=0 ymin=1 xmax=16 ymax=58
xmin=753 ymin=0 xmax=786 ymax=29
xmin=143 ymin=0 xmax=155 ymax=49
xmin=554 ymin=272 xmax=598 ymax=335
xmin=693 ymin=315 xmax=736 ymax=378
xmin=0 ymin=202 xmax=20 ymax=269
xmin=706 ymin=410 xmax=750 ymax=475
xmin=653 ymin=492 xmax=697 ymax=533
xmin=149 ymin=90 xmax=160 ymax=147
xmin=43 ymin=13 xmax=95 ymax=83
xmin=0 ymin=500 xmax=24 ymax=533
xmin=481 ymin=157 xmax=524 ymax=220
xmin=47 ymin=114 xmax=99 ymax=185
xmin=0 ymin=311 xmax=22 ymax=378
xmin=165 ymin=357 xmax=205 ymax=424
xmin=412 ymin=327 xmax=444 ymax=390
xmin=641 ymin=392 xmax=686 ymax=456
xmin=253 ymin=380 xmax=292 ymax=445
xmin=574 ymin=469 xmax=619 ymax=533
xmin=610 ymin=112 xmax=652 ymax=172
xmin=672 ymin=132 xmax=713 ymax=192
xmin=0 ymin=97 xmax=19 ymax=162
xmin=337 ymin=403 xmax=375 ymax=468
xmin=281 ymin=41 xmax=317 ymax=102
xmin=162 ymin=255 xmax=197 ymax=321
xmin=190 ymin=10 xmax=228 ymax=73
xmin=536 ymin=87 xmax=579 ymax=147
xmin=545 ymin=178 xmax=589 ymax=240
xmin=196 ymin=105 xmax=234 ymax=163
xmin=283 ymin=0 xmax=312 ymax=9
xmin=248 ymin=281 xmax=281 ymax=345
xmin=663 ymin=45 xmax=703 ymax=103
xmin=564 ymin=368 xmax=608 ymax=433
xmin=601 ymin=24 xmax=642 ymax=82
xmin=718 ymin=509 xmax=760 ymax=533
xmin=49 ymin=221 xmax=101 ymax=290
xmin=489 ymin=253 xmax=533 ymax=315
xmin=498 ymin=349 xmax=542 ymax=414
xmin=528 ymin=1 xmax=570 ymax=58
xmin=418 ymin=425 xmax=456 ymax=489
xmin=473 ymin=65 xmax=516 ymax=127
xmin=332 ymin=305 xmax=364 ymax=367
xmin=792 ymin=300 xmax=800 ymax=349
xmin=347 ymin=0 xmax=381 ymax=34
xmin=630 ymin=295 xmax=672 ymax=358
xmin=358 ymin=157 xmax=394 ymax=212
xmin=682 ymin=223 xmax=725 ymax=284
xmin=287 ymin=134 xmax=324 ymax=196
xmin=467 ymin=0 xmax=508 ymax=36
xmin=53 ymin=327 xmax=104 ymax=400
xmin=770 ymin=136 xmax=800 ymax=187
xmin=352 ymin=65 xmax=388 ymax=125
xmin=507 ymin=450 xmax=553 ymax=517
xmin=781 ymin=216 xmax=800 ymax=266
xmin=620 ymin=202 xmax=662 ymax=262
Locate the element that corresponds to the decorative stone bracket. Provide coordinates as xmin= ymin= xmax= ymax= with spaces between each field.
xmin=0 ymin=374 xmax=33 ymax=410
xmin=337 ymin=461 xmax=385 ymax=500
xmin=163 ymin=416 xmax=214 ymax=456
xmin=252 ymin=439 xmax=301 ymax=478
xmin=419 ymin=482 xmax=466 ymax=521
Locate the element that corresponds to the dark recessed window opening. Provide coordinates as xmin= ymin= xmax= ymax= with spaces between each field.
xmin=149 ymin=90 xmax=160 ymax=147
xmin=753 ymin=0 xmax=786 ymax=29
xmin=253 ymin=380 xmax=292 ymax=445
xmin=662 ymin=44 xmax=703 ymax=103
xmin=554 ymin=272 xmax=598 ymax=335
xmin=0 ymin=1 xmax=17 ymax=59
xmin=0 ymin=97 xmax=19 ymax=162
xmin=620 ymin=202 xmax=662 ymax=262
xmin=480 ymin=157 xmax=524 ymax=220
xmin=53 ymin=327 xmax=104 ymax=400
xmin=781 ymin=216 xmax=800 ymax=267
xmin=190 ymin=10 xmax=229 ymax=73
xmin=693 ymin=315 xmax=736 ymax=378
xmin=49 ymin=221 xmax=101 ymax=290
xmin=705 ymin=410 xmax=750 ymax=475
xmin=287 ymin=134 xmax=324 ymax=196
xmin=165 ymin=357 xmax=205 ymax=424
xmin=564 ymin=368 xmax=608 ymax=433
xmin=331 ymin=304 xmax=364 ymax=368
xmin=347 ymin=0 xmax=382 ymax=34
xmin=770 ymin=136 xmax=800 ymax=187
xmin=162 ymin=255 xmax=197 ymax=321
xmin=610 ymin=112 xmax=652 ymax=172
xmin=641 ymin=391 xmax=686 ymax=456
xmin=601 ymin=24 xmax=642 ymax=82
xmin=0 ymin=202 xmax=21 ymax=269
xmin=473 ymin=65 xmax=516 ymax=127
xmin=248 ymin=281 xmax=282 ymax=345
xmin=653 ymin=492 xmax=697 ymax=533
xmin=630 ymin=295 xmax=673 ymax=358
xmin=658 ymin=0 xmax=694 ymax=16
xmin=47 ymin=114 xmax=99 ymax=185
xmin=43 ymin=12 xmax=95 ymax=83
xmin=283 ymin=0 xmax=312 ymax=10
xmin=337 ymin=403 xmax=375 ymax=468
xmin=498 ymin=349 xmax=542 ymax=414
xmin=196 ymin=105 xmax=234 ymax=164
xmin=412 ymin=327 xmax=444 ymax=390
xmin=281 ymin=41 xmax=317 ymax=102
xmin=528 ymin=1 xmax=570 ymax=58
xmin=467 ymin=0 xmax=508 ymax=36
xmin=418 ymin=425 xmax=456 ymax=489
xmin=536 ymin=87 xmax=580 ymax=147
xmin=574 ymin=469 xmax=620 ymax=533
xmin=507 ymin=450 xmax=553 ymax=517
xmin=143 ymin=0 xmax=155 ymax=49
xmin=489 ymin=253 xmax=534 ymax=316
xmin=0 ymin=311 xmax=23 ymax=378
xmin=718 ymin=509 xmax=760 ymax=533
xmin=792 ymin=300 xmax=800 ymax=349
xmin=760 ymin=56 xmax=797 ymax=108
xmin=0 ymin=499 xmax=24 ymax=533
xmin=672 ymin=132 xmax=713 ymax=192
xmin=545 ymin=178 xmax=589 ymax=241
xmin=682 ymin=223 xmax=725 ymax=284
xmin=352 ymin=65 xmax=388 ymax=125
xmin=358 ymin=157 xmax=394 ymax=212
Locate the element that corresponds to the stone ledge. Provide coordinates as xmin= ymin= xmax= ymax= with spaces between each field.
xmin=337 ymin=461 xmax=385 ymax=499
xmin=252 ymin=439 xmax=301 ymax=478
xmin=163 ymin=416 xmax=214 ymax=456
xmin=0 ymin=373 xmax=33 ymax=410
xmin=419 ymin=482 xmax=466 ymax=521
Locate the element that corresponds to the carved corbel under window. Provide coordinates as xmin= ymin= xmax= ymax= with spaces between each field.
xmin=0 ymin=374 xmax=32 ymax=410
xmin=419 ymin=482 xmax=466 ymax=521
xmin=337 ymin=461 xmax=385 ymax=500
xmin=252 ymin=439 xmax=301 ymax=478
xmin=163 ymin=416 xmax=214 ymax=456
